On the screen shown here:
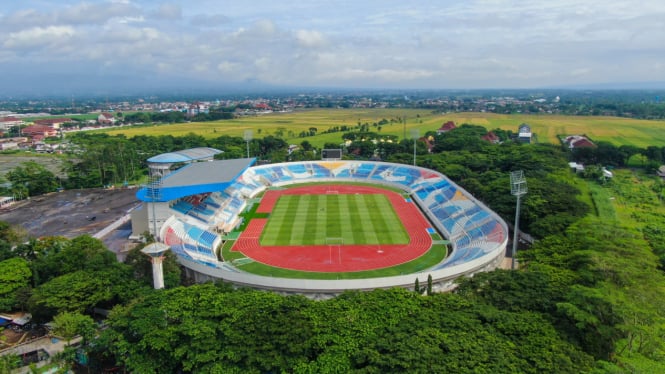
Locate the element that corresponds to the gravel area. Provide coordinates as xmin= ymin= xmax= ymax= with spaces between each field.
xmin=0 ymin=187 xmax=142 ymax=255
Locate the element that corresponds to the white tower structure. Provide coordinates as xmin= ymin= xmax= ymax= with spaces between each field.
xmin=141 ymin=242 xmax=171 ymax=289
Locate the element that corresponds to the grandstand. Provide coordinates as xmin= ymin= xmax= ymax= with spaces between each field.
xmin=133 ymin=154 xmax=508 ymax=297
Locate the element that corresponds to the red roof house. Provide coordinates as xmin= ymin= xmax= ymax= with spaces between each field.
xmin=564 ymin=135 xmax=596 ymax=149
xmin=33 ymin=118 xmax=72 ymax=128
xmin=482 ymin=131 xmax=500 ymax=143
xmin=436 ymin=121 xmax=457 ymax=135
xmin=98 ymin=113 xmax=116 ymax=125
xmin=21 ymin=125 xmax=58 ymax=138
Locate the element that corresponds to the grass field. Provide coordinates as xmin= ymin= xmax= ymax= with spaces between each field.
xmin=260 ymin=193 xmax=409 ymax=246
xmin=92 ymin=109 xmax=665 ymax=148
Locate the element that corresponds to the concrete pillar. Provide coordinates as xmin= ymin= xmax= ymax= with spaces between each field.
xmin=151 ymin=255 xmax=165 ymax=289
xmin=141 ymin=243 xmax=170 ymax=290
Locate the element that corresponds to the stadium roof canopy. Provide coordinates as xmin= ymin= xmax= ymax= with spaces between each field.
xmin=147 ymin=147 xmax=222 ymax=164
xmin=137 ymin=158 xmax=256 ymax=202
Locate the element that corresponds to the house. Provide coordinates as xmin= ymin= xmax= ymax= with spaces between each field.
xmin=0 ymin=116 xmax=24 ymax=130
xmin=33 ymin=118 xmax=72 ymax=129
xmin=187 ymin=102 xmax=209 ymax=117
xmin=517 ymin=123 xmax=532 ymax=143
xmin=436 ymin=121 xmax=456 ymax=135
xmin=20 ymin=124 xmax=58 ymax=138
xmin=564 ymin=135 xmax=596 ymax=149
xmin=98 ymin=113 xmax=116 ymax=125
xmin=421 ymin=136 xmax=434 ymax=152
xmin=0 ymin=141 xmax=18 ymax=151
xmin=482 ymin=131 xmax=500 ymax=144
xmin=34 ymin=142 xmax=53 ymax=153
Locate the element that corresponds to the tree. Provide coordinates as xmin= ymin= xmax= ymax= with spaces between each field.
xmin=29 ymin=265 xmax=145 ymax=320
xmin=29 ymin=271 xmax=113 ymax=318
xmin=0 ymin=353 xmax=20 ymax=373
xmin=25 ymin=235 xmax=116 ymax=285
xmin=0 ymin=257 xmax=32 ymax=310
xmin=52 ymin=311 xmax=96 ymax=343
xmin=0 ymin=222 xmax=26 ymax=261
xmin=300 ymin=140 xmax=313 ymax=151
xmin=427 ymin=274 xmax=433 ymax=296
xmin=6 ymin=161 xmax=59 ymax=197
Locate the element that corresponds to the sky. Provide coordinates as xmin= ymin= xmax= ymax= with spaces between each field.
xmin=1 ymin=0 xmax=664 ymax=95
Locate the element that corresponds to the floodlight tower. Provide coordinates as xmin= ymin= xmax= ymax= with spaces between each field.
xmin=141 ymin=242 xmax=170 ymax=289
xmin=243 ymin=130 xmax=253 ymax=158
xmin=510 ymin=170 xmax=528 ymax=270
xmin=410 ymin=129 xmax=420 ymax=166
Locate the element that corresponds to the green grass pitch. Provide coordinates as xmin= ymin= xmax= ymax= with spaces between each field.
xmin=259 ymin=193 xmax=409 ymax=246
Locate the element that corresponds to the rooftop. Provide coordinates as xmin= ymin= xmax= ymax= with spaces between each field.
xmin=147 ymin=147 xmax=222 ymax=164
xmin=137 ymin=158 xmax=256 ymax=202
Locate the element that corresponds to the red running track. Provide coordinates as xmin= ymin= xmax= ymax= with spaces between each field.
xmin=232 ymin=185 xmax=433 ymax=272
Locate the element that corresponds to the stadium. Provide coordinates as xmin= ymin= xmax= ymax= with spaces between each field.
xmin=130 ymin=147 xmax=508 ymax=298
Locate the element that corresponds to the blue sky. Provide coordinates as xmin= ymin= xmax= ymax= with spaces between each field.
xmin=1 ymin=0 xmax=664 ymax=94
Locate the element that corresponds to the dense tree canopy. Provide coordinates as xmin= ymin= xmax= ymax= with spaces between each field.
xmin=97 ymin=285 xmax=593 ymax=373
xmin=6 ymin=161 xmax=59 ymax=197
xmin=0 ymin=257 xmax=31 ymax=311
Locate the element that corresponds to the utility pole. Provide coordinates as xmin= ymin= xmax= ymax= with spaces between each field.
xmin=243 ymin=130 xmax=253 ymax=158
xmin=510 ymin=170 xmax=528 ymax=269
xmin=411 ymin=129 xmax=419 ymax=166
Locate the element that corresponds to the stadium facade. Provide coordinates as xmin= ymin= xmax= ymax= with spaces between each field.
xmin=132 ymin=150 xmax=508 ymax=298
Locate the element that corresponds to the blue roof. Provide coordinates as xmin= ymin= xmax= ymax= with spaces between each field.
xmin=147 ymin=147 xmax=222 ymax=164
xmin=137 ymin=158 xmax=255 ymax=202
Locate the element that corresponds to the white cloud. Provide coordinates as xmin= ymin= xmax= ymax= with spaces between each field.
xmin=295 ymin=29 xmax=326 ymax=48
xmin=4 ymin=26 xmax=75 ymax=49
xmin=1 ymin=0 xmax=664 ymax=91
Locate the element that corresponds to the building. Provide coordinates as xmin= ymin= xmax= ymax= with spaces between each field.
xmin=0 ymin=141 xmax=18 ymax=151
xmin=129 ymin=149 xmax=508 ymax=297
xmin=564 ymin=135 xmax=596 ymax=149
xmin=33 ymin=118 xmax=72 ymax=129
xmin=20 ymin=125 xmax=58 ymax=138
xmin=482 ymin=131 xmax=500 ymax=144
xmin=0 ymin=116 xmax=24 ymax=130
xmin=436 ymin=121 xmax=456 ymax=135
xmin=187 ymin=102 xmax=209 ymax=117
xmin=517 ymin=124 xmax=532 ymax=143
xmin=98 ymin=113 xmax=116 ymax=125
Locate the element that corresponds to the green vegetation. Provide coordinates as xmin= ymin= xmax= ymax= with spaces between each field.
xmin=93 ymin=109 xmax=665 ymax=148
xmin=97 ymin=284 xmax=594 ymax=373
xmin=261 ymin=193 xmax=408 ymax=246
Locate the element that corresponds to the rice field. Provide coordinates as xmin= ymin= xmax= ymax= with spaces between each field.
xmin=93 ymin=109 xmax=665 ymax=148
